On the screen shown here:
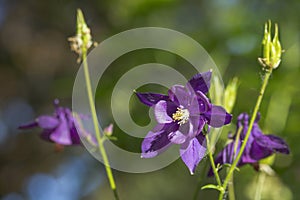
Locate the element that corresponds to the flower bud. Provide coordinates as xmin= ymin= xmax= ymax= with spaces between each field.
xmin=104 ymin=124 xmax=114 ymax=136
xmin=68 ymin=9 xmax=94 ymax=62
xmin=259 ymin=20 xmax=283 ymax=69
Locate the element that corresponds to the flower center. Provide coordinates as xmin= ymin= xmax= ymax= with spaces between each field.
xmin=172 ymin=107 xmax=190 ymax=126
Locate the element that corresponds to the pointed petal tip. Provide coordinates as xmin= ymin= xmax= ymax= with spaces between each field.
xmin=180 ymin=138 xmax=206 ymax=176
xmin=18 ymin=121 xmax=38 ymax=129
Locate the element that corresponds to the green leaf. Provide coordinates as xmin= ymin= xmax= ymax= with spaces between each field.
xmin=106 ymin=136 xmax=118 ymax=141
xmin=223 ymin=163 xmax=240 ymax=172
xmin=201 ymin=184 xmax=224 ymax=192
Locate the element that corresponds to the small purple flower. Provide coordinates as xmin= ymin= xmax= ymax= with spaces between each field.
xmin=208 ymin=113 xmax=290 ymax=176
xmin=136 ymin=71 xmax=232 ymax=174
xmin=19 ymin=99 xmax=94 ymax=146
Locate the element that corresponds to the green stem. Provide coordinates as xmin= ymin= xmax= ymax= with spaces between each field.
xmin=193 ymin=159 xmax=210 ymax=200
xmin=233 ymin=126 xmax=243 ymax=160
xmin=206 ymin=134 xmax=222 ymax=186
xmin=254 ymin=172 xmax=266 ymax=200
xmin=227 ymin=177 xmax=235 ymax=200
xmin=227 ymin=126 xmax=242 ymax=200
xmin=218 ymin=69 xmax=273 ymax=200
xmin=82 ymin=49 xmax=120 ymax=200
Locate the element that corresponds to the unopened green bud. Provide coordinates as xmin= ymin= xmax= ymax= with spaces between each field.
xmin=259 ymin=20 xmax=283 ymax=70
xmin=224 ymin=77 xmax=239 ymax=113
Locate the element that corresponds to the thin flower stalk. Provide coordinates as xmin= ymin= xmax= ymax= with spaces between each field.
xmin=254 ymin=172 xmax=267 ymax=200
xmin=227 ymin=125 xmax=242 ymax=200
xmin=218 ymin=69 xmax=273 ymax=200
xmin=218 ymin=21 xmax=283 ymax=200
xmin=69 ymin=9 xmax=119 ymax=200
xmin=206 ymin=134 xmax=222 ymax=186
xmin=82 ymin=51 xmax=119 ymax=200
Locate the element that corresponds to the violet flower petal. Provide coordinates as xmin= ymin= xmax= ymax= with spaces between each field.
xmin=180 ymin=137 xmax=207 ymax=174
xmin=256 ymin=134 xmax=290 ymax=154
xmin=141 ymin=124 xmax=176 ymax=158
xmin=168 ymin=130 xmax=186 ymax=144
xmin=195 ymin=91 xmax=211 ymax=113
xmin=135 ymin=92 xmax=169 ymax=107
xmin=50 ymin=124 xmax=72 ymax=145
xmin=49 ymin=110 xmax=72 ymax=145
xmin=205 ymin=105 xmax=232 ymax=128
xmin=187 ymin=71 xmax=212 ymax=94
xmin=18 ymin=121 xmax=38 ymax=129
xmin=168 ymin=122 xmax=192 ymax=144
xmin=189 ymin=116 xmax=205 ymax=138
xmin=249 ymin=141 xmax=273 ymax=161
xmin=168 ymin=85 xmax=190 ymax=106
xmin=37 ymin=115 xmax=60 ymax=129
xmin=65 ymin=109 xmax=81 ymax=144
xmin=69 ymin=126 xmax=81 ymax=145
xmin=154 ymin=101 xmax=173 ymax=124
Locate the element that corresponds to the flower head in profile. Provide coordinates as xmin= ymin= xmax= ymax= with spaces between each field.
xmin=19 ymin=99 xmax=96 ymax=146
xmin=208 ymin=113 xmax=290 ymax=176
xmin=136 ymin=71 xmax=232 ymax=174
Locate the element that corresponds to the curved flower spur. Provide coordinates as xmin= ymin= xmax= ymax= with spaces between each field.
xmin=136 ymin=71 xmax=232 ymax=174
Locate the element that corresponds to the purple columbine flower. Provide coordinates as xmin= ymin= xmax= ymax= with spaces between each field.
xmin=19 ymin=99 xmax=95 ymax=146
xmin=136 ymin=71 xmax=232 ymax=174
xmin=208 ymin=113 xmax=290 ymax=176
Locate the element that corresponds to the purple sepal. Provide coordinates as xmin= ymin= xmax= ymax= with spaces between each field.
xmin=135 ymin=92 xmax=169 ymax=107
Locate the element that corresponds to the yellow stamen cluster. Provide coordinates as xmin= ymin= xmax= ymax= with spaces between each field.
xmin=172 ymin=107 xmax=190 ymax=126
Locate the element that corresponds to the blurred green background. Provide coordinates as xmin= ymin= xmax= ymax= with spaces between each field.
xmin=0 ymin=0 xmax=299 ymax=199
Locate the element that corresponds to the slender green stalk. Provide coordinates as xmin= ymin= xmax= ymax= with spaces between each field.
xmin=206 ymin=134 xmax=222 ymax=186
xmin=218 ymin=69 xmax=273 ymax=200
xmin=227 ymin=179 xmax=235 ymax=200
xmin=233 ymin=126 xmax=243 ymax=160
xmin=254 ymin=172 xmax=266 ymax=200
xmin=82 ymin=49 xmax=120 ymax=200
xmin=227 ymin=126 xmax=242 ymax=200
xmin=193 ymin=159 xmax=210 ymax=200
